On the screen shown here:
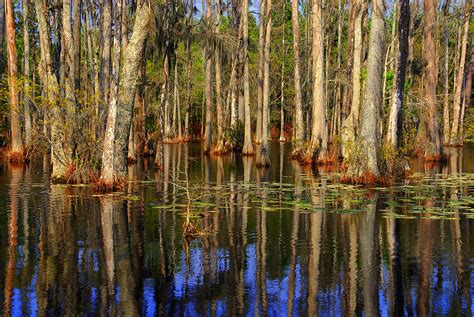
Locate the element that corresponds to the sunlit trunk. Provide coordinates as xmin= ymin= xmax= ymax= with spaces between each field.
xmin=291 ymin=0 xmax=304 ymax=156
xmin=242 ymin=0 xmax=254 ymax=155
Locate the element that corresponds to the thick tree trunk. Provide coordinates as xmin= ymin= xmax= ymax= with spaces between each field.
xmin=304 ymin=0 xmax=328 ymax=164
xmin=341 ymin=0 xmax=365 ymax=159
xmin=36 ymin=0 xmax=70 ymax=180
xmin=290 ymin=0 xmax=304 ymax=157
xmin=348 ymin=0 xmax=385 ymax=178
xmin=256 ymin=0 xmax=266 ymax=145
xmin=256 ymin=0 xmax=271 ymax=168
xmin=450 ymin=1 xmax=471 ymax=146
xmin=113 ymin=0 xmax=150 ymax=179
xmin=386 ymin=0 xmax=410 ymax=147
xmin=23 ymin=0 xmax=32 ymax=149
xmin=203 ymin=0 xmax=213 ymax=154
xmin=100 ymin=0 xmax=122 ymax=186
xmin=5 ymin=0 xmax=23 ymax=159
xmin=242 ymin=0 xmax=254 ymax=155
xmin=422 ymin=0 xmax=442 ymax=160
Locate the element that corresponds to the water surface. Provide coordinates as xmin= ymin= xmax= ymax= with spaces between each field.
xmin=1 ymin=143 xmax=474 ymax=315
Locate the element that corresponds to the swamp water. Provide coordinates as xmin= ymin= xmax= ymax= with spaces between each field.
xmin=1 ymin=142 xmax=474 ymax=316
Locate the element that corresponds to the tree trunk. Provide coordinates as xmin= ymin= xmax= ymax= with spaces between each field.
xmin=215 ymin=0 xmax=225 ymax=153
xmin=0 ymin=0 xmax=4 ymax=74
xmin=174 ymin=58 xmax=182 ymax=140
xmin=5 ymin=0 xmax=23 ymax=159
xmin=304 ymin=0 xmax=328 ymax=164
xmin=113 ymin=0 xmax=150 ymax=180
xmin=184 ymin=0 xmax=193 ymax=141
xmin=100 ymin=0 xmax=122 ymax=186
xmin=279 ymin=0 xmax=286 ymax=143
xmin=256 ymin=0 xmax=266 ymax=145
xmin=450 ymin=0 xmax=471 ymax=146
xmin=348 ymin=0 xmax=385 ymax=178
xmin=290 ymin=0 xmax=304 ymax=157
xmin=242 ymin=0 xmax=254 ymax=155
xmin=256 ymin=0 xmax=272 ymax=168
xmin=203 ymin=0 xmax=213 ymax=154
xmin=422 ymin=0 xmax=442 ymax=160
xmin=36 ymin=0 xmax=70 ymax=180
xmin=460 ymin=33 xmax=474 ymax=140
xmin=73 ymin=0 xmax=81 ymax=91
xmin=101 ymin=0 xmax=112 ymax=106
xmin=442 ymin=0 xmax=451 ymax=145
xmin=386 ymin=0 xmax=410 ymax=148
xmin=341 ymin=0 xmax=365 ymax=159
xmin=23 ymin=0 xmax=32 ymax=149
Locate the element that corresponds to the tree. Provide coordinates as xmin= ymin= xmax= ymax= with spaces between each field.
xmin=0 ymin=0 xmax=4 ymax=74
xmin=256 ymin=0 xmax=272 ymax=168
xmin=203 ymin=0 xmax=213 ymax=154
xmin=386 ymin=0 xmax=410 ymax=147
xmin=5 ymin=0 xmax=23 ymax=160
xmin=242 ymin=0 xmax=254 ymax=155
xmin=290 ymin=0 xmax=304 ymax=158
xmin=23 ymin=0 xmax=32 ymax=149
xmin=303 ymin=0 xmax=328 ymax=164
xmin=450 ymin=0 xmax=472 ymax=146
xmin=255 ymin=0 xmax=266 ymax=145
xmin=422 ymin=0 xmax=442 ymax=160
xmin=348 ymin=0 xmax=385 ymax=178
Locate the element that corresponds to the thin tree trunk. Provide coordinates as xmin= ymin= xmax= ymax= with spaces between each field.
xmin=23 ymin=0 xmax=32 ymax=149
xmin=279 ymin=0 xmax=286 ymax=143
xmin=122 ymin=0 xmax=128 ymax=53
xmin=422 ymin=0 xmax=442 ymax=160
xmin=291 ymin=0 xmax=304 ymax=156
xmin=304 ymin=0 xmax=328 ymax=164
xmin=442 ymin=0 xmax=451 ymax=145
xmin=341 ymin=0 xmax=365 ymax=159
xmin=256 ymin=0 xmax=266 ymax=145
xmin=460 ymin=33 xmax=474 ymax=140
xmin=184 ymin=0 xmax=193 ymax=141
xmin=332 ymin=0 xmax=343 ymax=139
xmin=100 ymin=0 xmax=122 ymax=186
xmin=386 ymin=0 xmax=410 ymax=148
xmin=215 ymin=0 xmax=225 ymax=152
xmin=101 ymin=0 xmax=112 ymax=106
xmin=113 ymin=0 xmax=150 ymax=180
xmin=242 ymin=0 xmax=254 ymax=155
xmin=5 ymin=0 xmax=23 ymax=158
xmin=203 ymin=0 xmax=213 ymax=154
xmin=450 ymin=0 xmax=471 ymax=146
xmin=348 ymin=0 xmax=385 ymax=178
xmin=175 ymin=58 xmax=182 ymax=140
xmin=256 ymin=0 xmax=272 ymax=168
xmin=73 ymin=0 xmax=81 ymax=91
xmin=0 ymin=0 xmax=4 ymax=74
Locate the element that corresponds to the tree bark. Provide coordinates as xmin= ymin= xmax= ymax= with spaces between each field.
xmin=100 ymin=0 xmax=122 ymax=186
xmin=23 ymin=0 xmax=32 ymax=149
xmin=386 ymin=0 xmax=410 ymax=148
xmin=256 ymin=0 xmax=272 ymax=168
xmin=215 ymin=0 xmax=225 ymax=153
xmin=341 ymin=0 xmax=365 ymax=159
xmin=460 ymin=33 xmax=474 ymax=140
xmin=279 ymin=0 xmax=286 ymax=143
xmin=203 ymin=0 xmax=213 ymax=154
xmin=101 ymin=0 xmax=112 ymax=105
xmin=242 ymin=0 xmax=254 ymax=155
xmin=256 ymin=0 xmax=266 ymax=145
xmin=73 ymin=0 xmax=81 ymax=91
xmin=5 ymin=0 xmax=23 ymax=158
xmin=442 ymin=0 xmax=451 ymax=145
xmin=113 ymin=0 xmax=150 ymax=179
xmin=0 ymin=0 xmax=4 ymax=74
xmin=304 ymin=0 xmax=328 ymax=164
xmin=348 ymin=0 xmax=385 ymax=177
xmin=291 ymin=0 xmax=304 ymax=156
xmin=421 ymin=0 xmax=442 ymax=160
xmin=450 ymin=0 xmax=471 ymax=146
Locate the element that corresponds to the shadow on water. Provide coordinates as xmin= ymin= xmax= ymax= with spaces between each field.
xmin=1 ymin=142 xmax=474 ymax=315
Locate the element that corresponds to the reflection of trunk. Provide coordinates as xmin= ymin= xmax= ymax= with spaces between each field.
xmin=2 ymin=166 xmax=21 ymax=316
xmin=387 ymin=214 xmax=403 ymax=316
xmin=359 ymin=198 xmax=379 ymax=317
xmin=5 ymin=0 xmax=24 ymax=157
xmin=287 ymin=207 xmax=299 ymax=316
xmin=307 ymin=212 xmax=322 ymax=315
xmin=417 ymin=218 xmax=433 ymax=316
